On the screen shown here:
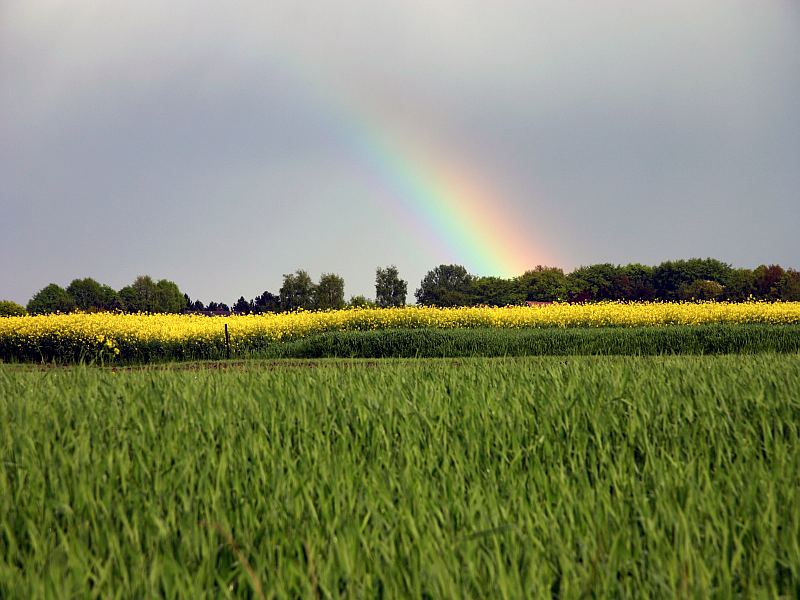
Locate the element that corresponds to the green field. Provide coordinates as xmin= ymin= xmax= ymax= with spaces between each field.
xmin=2 ymin=355 xmax=799 ymax=597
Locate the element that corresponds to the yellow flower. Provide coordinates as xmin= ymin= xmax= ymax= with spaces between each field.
xmin=1 ymin=301 xmax=798 ymax=359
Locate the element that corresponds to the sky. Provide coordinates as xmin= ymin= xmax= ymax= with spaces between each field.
xmin=1 ymin=1 xmax=799 ymax=305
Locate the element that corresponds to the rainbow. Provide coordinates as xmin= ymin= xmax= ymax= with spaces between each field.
xmin=283 ymin=64 xmax=550 ymax=278
xmin=346 ymin=119 xmax=543 ymax=277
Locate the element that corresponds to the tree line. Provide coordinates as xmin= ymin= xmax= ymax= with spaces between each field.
xmin=1 ymin=267 xmax=408 ymax=316
xmin=226 ymin=266 xmax=409 ymax=314
xmin=2 ymin=259 xmax=798 ymax=316
xmin=6 ymin=276 xmax=187 ymax=316
xmin=415 ymin=259 xmax=800 ymax=306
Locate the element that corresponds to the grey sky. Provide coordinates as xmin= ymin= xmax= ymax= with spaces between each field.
xmin=2 ymin=1 xmax=798 ymax=305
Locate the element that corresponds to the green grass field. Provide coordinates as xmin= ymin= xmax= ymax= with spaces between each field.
xmin=2 ymin=354 xmax=799 ymax=597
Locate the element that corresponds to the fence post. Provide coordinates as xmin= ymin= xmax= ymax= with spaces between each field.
xmin=224 ymin=323 xmax=231 ymax=360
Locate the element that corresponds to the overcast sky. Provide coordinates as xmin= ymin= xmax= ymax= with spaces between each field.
xmin=2 ymin=1 xmax=798 ymax=305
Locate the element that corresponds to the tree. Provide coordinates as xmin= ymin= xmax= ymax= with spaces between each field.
xmin=98 ymin=284 xmax=124 ymax=311
xmin=66 ymin=278 xmax=123 ymax=311
xmin=155 ymin=279 xmax=186 ymax=313
xmin=653 ymin=258 xmax=732 ymax=300
xmin=119 ymin=276 xmax=158 ymax=313
xmin=0 ymin=300 xmax=26 ymax=317
xmin=375 ymin=266 xmax=407 ymax=307
xmin=66 ymin=278 xmax=104 ymax=311
xmin=678 ymin=279 xmax=724 ymax=301
xmin=279 ymin=270 xmax=316 ymax=310
xmin=190 ymin=299 xmax=205 ymax=311
xmin=615 ymin=264 xmax=656 ymax=301
xmin=315 ymin=273 xmax=346 ymax=310
xmin=722 ymin=268 xmax=756 ymax=301
xmin=206 ymin=301 xmax=230 ymax=312
xmin=415 ymin=265 xmax=476 ymax=306
xmin=472 ymin=276 xmax=523 ymax=306
xmin=777 ymin=270 xmax=800 ymax=301
xmin=516 ymin=266 xmax=570 ymax=302
xmin=568 ymin=264 xmax=625 ymax=301
xmin=753 ymin=265 xmax=785 ymax=299
xmin=254 ymin=291 xmax=280 ymax=313
xmin=118 ymin=276 xmax=184 ymax=313
xmin=27 ymin=284 xmax=76 ymax=314
xmin=233 ymin=296 xmax=253 ymax=313
xmin=348 ymin=295 xmax=375 ymax=308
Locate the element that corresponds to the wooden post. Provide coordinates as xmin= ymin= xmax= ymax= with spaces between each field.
xmin=224 ymin=323 xmax=231 ymax=360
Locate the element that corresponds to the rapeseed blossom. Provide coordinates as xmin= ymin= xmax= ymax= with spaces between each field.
xmin=1 ymin=301 xmax=798 ymax=362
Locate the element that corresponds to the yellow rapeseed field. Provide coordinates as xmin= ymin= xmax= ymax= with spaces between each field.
xmin=1 ymin=301 xmax=798 ymax=362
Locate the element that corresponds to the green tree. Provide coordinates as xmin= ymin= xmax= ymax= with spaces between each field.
xmin=678 ymin=279 xmax=725 ymax=301
xmin=653 ymin=258 xmax=732 ymax=300
xmin=206 ymin=301 xmax=230 ymax=312
xmin=615 ymin=264 xmax=656 ymax=300
xmin=753 ymin=265 xmax=785 ymax=299
xmin=65 ymin=278 xmax=123 ymax=311
xmin=568 ymin=264 xmax=624 ymax=301
xmin=722 ymin=268 xmax=756 ymax=301
xmin=0 ymin=300 xmax=26 ymax=317
xmin=516 ymin=266 xmax=570 ymax=302
xmin=99 ymin=285 xmax=124 ymax=311
xmin=119 ymin=276 xmax=158 ymax=313
xmin=118 ymin=276 xmax=184 ymax=313
xmin=776 ymin=270 xmax=800 ymax=301
xmin=233 ymin=296 xmax=253 ymax=314
xmin=27 ymin=284 xmax=76 ymax=314
xmin=348 ymin=295 xmax=375 ymax=308
xmin=66 ymin=278 xmax=105 ymax=311
xmin=375 ymin=266 xmax=408 ymax=307
xmin=472 ymin=276 xmax=523 ymax=306
xmin=154 ymin=279 xmax=186 ymax=313
xmin=315 ymin=273 xmax=346 ymax=310
xmin=415 ymin=265 xmax=476 ymax=307
xmin=254 ymin=291 xmax=280 ymax=313
xmin=279 ymin=270 xmax=316 ymax=311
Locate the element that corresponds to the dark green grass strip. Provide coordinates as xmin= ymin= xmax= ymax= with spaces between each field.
xmin=265 ymin=324 xmax=800 ymax=359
